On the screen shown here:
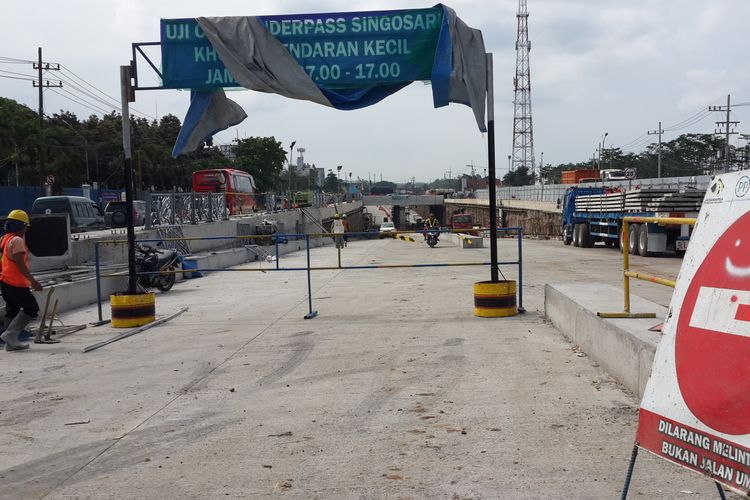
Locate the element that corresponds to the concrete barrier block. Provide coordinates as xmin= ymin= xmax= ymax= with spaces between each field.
xmin=461 ymin=236 xmax=484 ymax=248
xmin=544 ymin=283 xmax=666 ymax=397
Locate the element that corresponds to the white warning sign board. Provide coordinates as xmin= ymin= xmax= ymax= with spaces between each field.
xmin=637 ymin=171 xmax=750 ymax=495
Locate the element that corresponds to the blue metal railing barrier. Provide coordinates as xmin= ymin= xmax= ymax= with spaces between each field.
xmin=93 ymin=228 xmax=524 ymax=321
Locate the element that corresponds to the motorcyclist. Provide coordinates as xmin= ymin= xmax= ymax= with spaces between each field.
xmin=423 ymin=213 xmax=439 ymax=241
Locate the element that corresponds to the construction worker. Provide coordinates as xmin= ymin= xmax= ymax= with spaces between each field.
xmin=332 ymin=213 xmax=345 ymax=249
xmin=1 ymin=210 xmax=42 ymax=351
xmin=341 ymin=213 xmax=350 ymax=247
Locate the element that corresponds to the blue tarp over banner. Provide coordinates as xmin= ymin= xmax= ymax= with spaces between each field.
xmin=161 ymin=8 xmax=444 ymax=93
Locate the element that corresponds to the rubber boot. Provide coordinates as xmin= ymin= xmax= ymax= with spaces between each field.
xmin=1 ymin=317 xmax=10 ymax=345
xmin=1 ymin=312 xmax=33 ymax=351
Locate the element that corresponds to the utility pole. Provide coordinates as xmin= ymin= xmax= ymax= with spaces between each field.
xmin=33 ymin=47 xmax=62 ymax=184
xmin=647 ymin=122 xmax=663 ymax=178
xmin=709 ymin=95 xmax=739 ymax=173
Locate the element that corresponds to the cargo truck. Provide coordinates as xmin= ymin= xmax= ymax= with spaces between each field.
xmin=561 ymin=169 xmax=600 ymax=184
xmin=561 ymin=186 xmax=701 ymax=257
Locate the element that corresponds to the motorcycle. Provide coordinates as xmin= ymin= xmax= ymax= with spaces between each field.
xmin=135 ymin=243 xmax=179 ymax=292
xmin=426 ymin=228 xmax=440 ymax=248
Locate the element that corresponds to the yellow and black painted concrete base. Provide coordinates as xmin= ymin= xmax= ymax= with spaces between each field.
xmin=110 ymin=292 xmax=156 ymax=328
xmin=393 ymin=234 xmax=416 ymax=242
xmin=473 ymin=280 xmax=518 ymax=318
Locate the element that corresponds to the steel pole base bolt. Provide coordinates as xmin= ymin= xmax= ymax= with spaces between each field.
xmin=304 ymin=310 xmax=318 ymax=320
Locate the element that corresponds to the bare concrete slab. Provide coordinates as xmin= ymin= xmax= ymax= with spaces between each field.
xmin=0 ymin=239 xmax=720 ymax=499
xmin=545 ymin=283 xmax=666 ymax=397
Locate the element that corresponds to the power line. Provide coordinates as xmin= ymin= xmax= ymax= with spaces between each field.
xmin=0 ymin=68 xmax=38 ymax=79
xmin=617 ymin=105 xmax=716 ymax=157
xmin=0 ymin=74 xmax=35 ymax=82
xmin=663 ymin=108 xmax=710 ymax=130
xmin=49 ymin=88 xmax=113 ymax=116
xmin=59 ymin=64 xmax=157 ymax=121
xmin=56 ymin=86 xmax=114 ymax=115
xmin=619 ymin=133 xmax=649 ymax=149
xmin=53 ymin=73 xmax=159 ymax=122
xmin=58 ymin=74 xmax=157 ymax=120
xmin=0 ymin=55 xmax=35 ymax=64
xmin=59 ymin=65 xmax=121 ymax=106
xmin=57 ymin=76 xmax=120 ymax=112
xmin=621 ymin=136 xmax=654 ymax=152
xmin=663 ymin=109 xmax=712 ymax=132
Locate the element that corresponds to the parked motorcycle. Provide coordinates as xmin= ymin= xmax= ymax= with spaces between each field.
xmin=426 ymin=229 xmax=440 ymax=248
xmin=135 ymin=243 xmax=179 ymax=292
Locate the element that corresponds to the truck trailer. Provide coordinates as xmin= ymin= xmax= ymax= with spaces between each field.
xmin=561 ymin=186 xmax=702 ymax=257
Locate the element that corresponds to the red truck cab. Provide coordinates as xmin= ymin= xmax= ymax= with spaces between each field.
xmin=451 ymin=213 xmax=477 ymax=235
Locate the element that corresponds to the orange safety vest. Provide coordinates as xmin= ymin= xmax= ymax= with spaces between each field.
xmin=0 ymin=233 xmax=30 ymax=288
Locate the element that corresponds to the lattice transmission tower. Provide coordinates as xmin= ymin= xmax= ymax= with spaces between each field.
xmin=511 ymin=0 xmax=535 ymax=176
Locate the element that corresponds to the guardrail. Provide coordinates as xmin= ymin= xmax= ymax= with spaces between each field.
xmin=597 ymin=216 xmax=697 ymax=319
xmin=93 ymin=227 xmax=524 ymax=322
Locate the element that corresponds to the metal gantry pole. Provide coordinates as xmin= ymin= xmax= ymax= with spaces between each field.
xmin=486 ymin=53 xmax=499 ymax=283
xmin=120 ymin=65 xmax=137 ymax=295
xmin=517 ymin=226 xmax=525 ymax=313
xmin=303 ymin=235 xmax=318 ymax=319
xmin=275 ymin=238 xmax=280 ymax=270
xmin=95 ymin=242 xmax=103 ymax=322
xmin=623 ymin=220 xmax=631 ymax=313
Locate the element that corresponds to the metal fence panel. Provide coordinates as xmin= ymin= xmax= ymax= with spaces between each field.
xmin=145 ymin=192 xmax=227 ymax=228
xmin=474 ymin=175 xmax=711 ymax=203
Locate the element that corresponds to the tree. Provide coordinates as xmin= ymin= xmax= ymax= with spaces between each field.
xmin=428 ymin=178 xmax=460 ymax=191
xmin=502 ymin=165 xmax=534 ymax=186
xmin=233 ymin=136 xmax=287 ymax=193
xmin=0 ymin=98 xmax=41 ymax=185
xmin=323 ymin=171 xmax=340 ymax=192
xmin=308 ymin=166 xmax=320 ymax=190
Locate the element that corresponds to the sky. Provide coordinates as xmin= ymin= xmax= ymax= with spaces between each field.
xmin=2 ymin=0 xmax=750 ymax=184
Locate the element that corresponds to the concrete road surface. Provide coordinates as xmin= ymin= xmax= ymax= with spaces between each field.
xmin=0 ymin=237 xmax=724 ymax=499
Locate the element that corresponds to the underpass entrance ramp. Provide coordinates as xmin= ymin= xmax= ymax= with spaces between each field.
xmin=123 ymin=4 xmax=506 ymax=286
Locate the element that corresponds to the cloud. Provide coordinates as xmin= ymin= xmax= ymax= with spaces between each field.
xmin=2 ymin=0 xmax=750 ymax=174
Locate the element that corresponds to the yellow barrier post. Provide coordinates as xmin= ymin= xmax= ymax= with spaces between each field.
xmin=623 ymin=219 xmax=630 ymax=313
xmin=598 ymin=216 xmax=696 ymax=319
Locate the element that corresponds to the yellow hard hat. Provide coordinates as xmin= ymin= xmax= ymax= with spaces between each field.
xmin=334 ymin=213 xmax=341 ymax=219
xmin=7 ymin=209 xmax=30 ymax=226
